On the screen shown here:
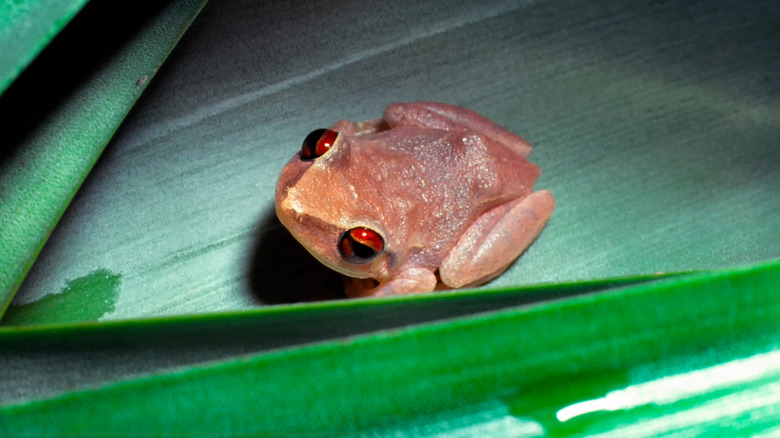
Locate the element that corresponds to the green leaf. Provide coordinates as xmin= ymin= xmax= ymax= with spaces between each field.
xmin=4 ymin=0 xmax=778 ymax=323
xmin=0 ymin=0 xmax=208 ymax=315
xmin=1 ymin=1 xmax=778 ymax=434
xmin=0 ymin=0 xmax=89 ymax=95
xmin=1 ymin=259 xmax=778 ymax=436
xmin=0 ymin=271 xmax=676 ymax=404
xmin=1 ymin=269 xmax=121 ymax=326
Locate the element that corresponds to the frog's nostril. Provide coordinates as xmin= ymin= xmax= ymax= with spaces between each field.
xmin=340 ymin=227 xmax=384 ymax=263
xmin=301 ymin=128 xmax=338 ymax=160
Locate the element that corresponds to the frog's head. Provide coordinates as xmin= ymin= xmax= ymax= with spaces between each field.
xmin=275 ymin=128 xmax=396 ymax=282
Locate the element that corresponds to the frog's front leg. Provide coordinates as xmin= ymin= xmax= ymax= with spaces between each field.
xmin=343 ymin=268 xmax=437 ymax=298
xmin=439 ymin=190 xmax=555 ymax=289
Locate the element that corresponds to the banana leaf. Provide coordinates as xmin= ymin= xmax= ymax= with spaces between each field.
xmin=0 ymin=258 xmax=778 ymax=436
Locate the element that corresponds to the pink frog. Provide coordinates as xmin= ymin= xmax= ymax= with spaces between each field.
xmin=275 ymin=102 xmax=555 ymax=297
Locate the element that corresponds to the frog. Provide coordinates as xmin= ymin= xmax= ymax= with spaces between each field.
xmin=275 ymin=102 xmax=555 ymax=298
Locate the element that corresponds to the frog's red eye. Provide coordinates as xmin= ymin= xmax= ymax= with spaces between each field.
xmin=340 ymin=227 xmax=384 ymax=263
xmin=301 ymin=128 xmax=338 ymax=160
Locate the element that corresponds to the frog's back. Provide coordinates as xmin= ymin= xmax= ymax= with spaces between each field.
xmin=383 ymin=102 xmax=534 ymax=159
xmin=355 ymin=126 xmax=538 ymax=221
xmin=376 ymin=126 xmax=534 ymax=190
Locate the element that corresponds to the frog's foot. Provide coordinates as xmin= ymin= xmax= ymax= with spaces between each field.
xmin=439 ymin=190 xmax=555 ymax=289
xmin=343 ymin=268 xmax=437 ymax=298
xmin=383 ymin=102 xmax=532 ymax=158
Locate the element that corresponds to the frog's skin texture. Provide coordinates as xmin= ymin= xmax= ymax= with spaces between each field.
xmin=275 ymin=102 xmax=555 ymax=297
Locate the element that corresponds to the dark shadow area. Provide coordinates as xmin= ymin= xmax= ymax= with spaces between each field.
xmin=247 ymin=205 xmax=345 ymax=304
xmin=0 ymin=0 xmax=170 ymax=166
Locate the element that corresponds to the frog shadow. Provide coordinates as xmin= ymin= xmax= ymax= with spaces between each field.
xmin=247 ymin=205 xmax=346 ymax=304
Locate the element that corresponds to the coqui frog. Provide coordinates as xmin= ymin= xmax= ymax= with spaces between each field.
xmin=275 ymin=102 xmax=555 ymax=297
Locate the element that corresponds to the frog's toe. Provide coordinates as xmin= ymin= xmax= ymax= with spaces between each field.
xmin=344 ymin=268 xmax=437 ymax=297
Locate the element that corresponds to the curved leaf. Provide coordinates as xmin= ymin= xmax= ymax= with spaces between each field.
xmin=0 ymin=259 xmax=778 ymax=436
xmin=0 ymin=0 xmax=88 ymax=95
xmin=0 ymin=272 xmax=674 ymax=404
xmin=0 ymin=0 xmax=208 ymax=315
xmin=4 ymin=0 xmax=778 ymax=322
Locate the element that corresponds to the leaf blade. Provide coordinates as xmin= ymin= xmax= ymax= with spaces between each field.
xmin=0 ymin=0 xmax=209 ymax=316
xmin=1 ymin=258 xmax=778 ymax=436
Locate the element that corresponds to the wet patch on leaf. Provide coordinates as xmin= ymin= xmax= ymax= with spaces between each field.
xmin=1 ymin=269 xmax=121 ymax=326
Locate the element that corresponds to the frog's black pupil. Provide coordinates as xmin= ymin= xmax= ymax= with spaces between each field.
xmin=351 ymin=242 xmax=376 ymax=260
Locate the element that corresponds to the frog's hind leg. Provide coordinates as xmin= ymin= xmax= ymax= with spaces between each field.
xmin=439 ymin=190 xmax=555 ymax=289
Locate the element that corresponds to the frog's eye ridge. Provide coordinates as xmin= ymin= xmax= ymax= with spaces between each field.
xmin=301 ymin=128 xmax=338 ymax=160
xmin=340 ymin=227 xmax=384 ymax=263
